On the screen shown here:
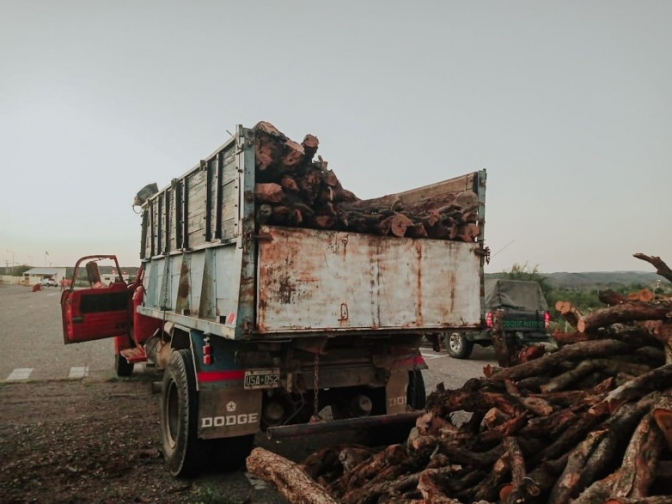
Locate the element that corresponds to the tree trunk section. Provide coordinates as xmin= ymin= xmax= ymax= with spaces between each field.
xmin=246 ymin=447 xmax=339 ymax=504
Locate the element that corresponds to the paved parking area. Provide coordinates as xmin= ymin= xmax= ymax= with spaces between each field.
xmin=0 ymin=283 xmax=495 ymax=390
xmin=0 ymin=285 xmax=118 ymax=382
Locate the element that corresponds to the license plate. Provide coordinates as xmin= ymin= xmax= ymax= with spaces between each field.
xmin=244 ymin=368 xmax=280 ymax=390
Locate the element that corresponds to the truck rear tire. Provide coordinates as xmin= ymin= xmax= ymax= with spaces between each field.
xmin=446 ymin=332 xmax=474 ymax=359
xmin=161 ymin=349 xmax=204 ymax=477
xmin=114 ymin=353 xmax=134 ymax=377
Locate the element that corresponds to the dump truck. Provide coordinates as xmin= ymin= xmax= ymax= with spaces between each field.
xmin=61 ymin=124 xmax=488 ymax=477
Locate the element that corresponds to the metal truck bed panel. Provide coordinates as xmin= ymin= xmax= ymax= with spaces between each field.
xmin=141 ymin=139 xmax=239 ymax=259
xmin=138 ymin=126 xmax=486 ymax=339
xmin=256 ymin=226 xmax=482 ymax=333
xmin=140 ymin=245 xmax=242 ymax=338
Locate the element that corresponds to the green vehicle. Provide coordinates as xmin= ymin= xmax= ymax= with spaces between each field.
xmin=445 ymin=278 xmax=551 ymax=359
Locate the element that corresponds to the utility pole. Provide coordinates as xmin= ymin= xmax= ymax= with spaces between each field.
xmin=6 ymin=250 xmax=14 ymax=275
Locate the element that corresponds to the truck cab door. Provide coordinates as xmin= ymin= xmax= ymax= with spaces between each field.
xmin=61 ymin=255 xmax=134 ymax=344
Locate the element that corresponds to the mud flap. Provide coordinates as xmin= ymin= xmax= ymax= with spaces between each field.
xmin=386 ymin=371 xmax=410 ymax=414
xmin=197 ymin=387 xmax=262 ymax=439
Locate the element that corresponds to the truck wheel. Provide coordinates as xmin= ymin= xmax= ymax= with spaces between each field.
xmin=446 ymin=332 xmax=474 ymax=359
xmin=114 ymin=353 xmax=134 ymax=377
xmin=161 ymin=349 xmax=204 ymax=477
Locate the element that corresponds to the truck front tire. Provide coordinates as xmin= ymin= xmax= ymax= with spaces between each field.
xmin=446 ymin=332 xmax=474 ymax=359
xmin=407 ymin=369 xmax=426 ymax=410
xmin=114 ymin=353 xmax=134 ymax=377
xmin=161 ymin=349 xmax=204 ymax=477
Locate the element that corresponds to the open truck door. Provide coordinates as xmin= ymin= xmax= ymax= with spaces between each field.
xmin=61 ymin=255 xmax=134 ymax=344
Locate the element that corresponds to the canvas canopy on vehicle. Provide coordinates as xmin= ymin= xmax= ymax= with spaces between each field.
xmin=484 ymin=279 xmax=548 ymax=311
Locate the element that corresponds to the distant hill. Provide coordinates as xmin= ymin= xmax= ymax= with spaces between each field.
xmin=486 ymin=271 xmax=670 ymax=290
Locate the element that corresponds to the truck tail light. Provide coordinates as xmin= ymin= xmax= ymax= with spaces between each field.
xmin=203 ymin=340 xmax=212 ymax=366
xmin=485 ymin=311 xmax=493 ymax=328
xmin=544 ymin=311 xmax=551 ymax=329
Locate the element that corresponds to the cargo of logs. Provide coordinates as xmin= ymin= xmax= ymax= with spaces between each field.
xmin=246 ymin=253 xmax=672 ymax=504
xmin=253 ymin=121 xmax=480 ymax=241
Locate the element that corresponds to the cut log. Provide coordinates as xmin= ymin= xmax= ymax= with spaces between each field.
xmin=427 ymin=388 xmax=525 ymax=418
xmin=516 ymin=345 xmax=546 ymax=363
xmin=520 ymin=406 xmax=581 ymax=437
xmin=255 ymin=183 xmax=285 ymax=203
xmin=551 ymin=330 xmax=591 ymax=346
xmin=609 ymin=413 xmax=664 ymax=499
xmin=628 ymin=289 xmax=654 ymax=303
xmin=633 ymin=253 xmax=672 ymax=283
xmin=470 ymin=450 xmax=510 ymax=502
xmin=246 ymin=447 xmax=339 ymax=504
xmin=577 ymin=302 xmax=672 ymax=334
xmin=502 ymin=437 xmax=526 ymax=504
xmin=489 ymin=339 xmax=635 ymax=382
xmin=599 ymin=289 xmax=629 ymax=306
xmin=606 ymin=498 xmax=672 ymax=504
xmin=521 ymin=396 xmax=554 ymax=416
xmin=338 ymin=446 xmax=376 ymax=473
xmin=482 ymin=407 xmax=510 ymax=430
xmin=591 ymin=364 xmax=672 ymax=415
xmin=281 ymin=175 xmax=300 ymax=194
xmin=383 ymin=213 xmax=415 ymax=238
xmin=416 ymin=468 xmax=463 ymax=503
xmin=455 ymin=222 xmax=479 ymax=242
xmin=532 ymin=411 xmax=606 ymax=464
xmin=548 ymin=428 xmax=609 ymax=504
xmin=555 ymin=301 xmax=582 ymax=328
xmin=302 ymin=134 xmax=319 ymax=163
xmin=651 ymin=392 xmax=672 ymax=450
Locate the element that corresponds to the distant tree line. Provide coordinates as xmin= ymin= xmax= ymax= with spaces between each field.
xmin=490 ymin=262 xmax=671 ymax=332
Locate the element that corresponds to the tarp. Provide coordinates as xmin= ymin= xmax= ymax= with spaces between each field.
xmin=484 ymin=279 xmax=548 ymax=311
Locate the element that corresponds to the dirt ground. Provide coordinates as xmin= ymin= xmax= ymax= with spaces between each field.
xmin=0 ymin=374 xmax=331 ymax=504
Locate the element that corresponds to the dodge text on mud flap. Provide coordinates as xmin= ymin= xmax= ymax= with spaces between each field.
xmin=201 ymin=413 xmax=259 ymax=428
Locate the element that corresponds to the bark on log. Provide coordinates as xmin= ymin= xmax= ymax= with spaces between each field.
xmin=652 ymin=392 xmax=672 ymax=450
xmin=555 ymin=301 xmax=582 ymax=328
xmin=302 ymin=134 xmax=319 ymax=163
xmin=548 ymin=428 xmax=609 ymax=504
xmin=591 ymin=364 xmax=672 ymax=415
xmin=502 ymin=437 xmax=526 ymax=504
xmin=606 ymin=498 xmax=672 ymax=504
xmin=489 ymin=339 xmax=635 ymax=382
xmin=417 ymin=468 xmax=463 ymax=503
xmin=246 ymin=447 xmax=339 ymax=504
xmin=470 ymin=450 xmax=510 ymax=502
xmin=255 ymin=183 xmax=285 ymax=203
xmin=628 ymin=289 xmax=655 ymax=303
xmin=609 ymin=413 xmax=664 ymax=499
xmin=633 ymin=253 xmax=672 ymax=284
xmin=551 ymin=330 xmax=592 ymax=346
xmin=599 ymin=289 xmax=629 ymax=306
xmin=577 ymin=302 xmax=672 ymax=334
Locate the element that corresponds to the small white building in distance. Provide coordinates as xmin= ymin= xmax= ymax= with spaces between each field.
xmin=23 ymin=267 xmax=67 ymax=286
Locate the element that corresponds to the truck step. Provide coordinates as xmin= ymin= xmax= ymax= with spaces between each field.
xmin=120 ymin=347 xmax=148 ymax=364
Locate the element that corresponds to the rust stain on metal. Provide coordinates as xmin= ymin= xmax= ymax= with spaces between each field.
xmin=415 ymin=241 xmax=423 ymax=327
xmin=178 ymin=260 xmax=190 ymax=298
xmin=277 ymin=274 xmax=296 ymax=304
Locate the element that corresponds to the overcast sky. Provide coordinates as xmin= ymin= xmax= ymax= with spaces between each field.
xmin=1 ymin=0 xmax=670 ymax=273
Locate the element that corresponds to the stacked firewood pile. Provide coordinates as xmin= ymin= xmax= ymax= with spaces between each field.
xmin=246 ymin=253 xmax=672 ymax=504
xmin=252 ymin=121 xmax=480 ymax=241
